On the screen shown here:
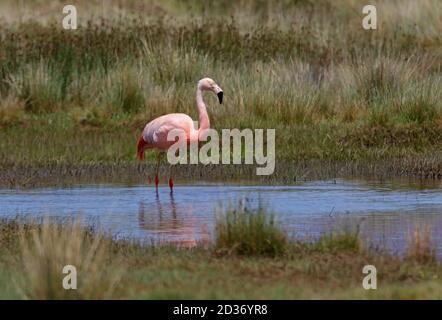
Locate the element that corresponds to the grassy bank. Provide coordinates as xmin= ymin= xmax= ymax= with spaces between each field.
xmin=3 ymin=118 xmax=442 ymax=187
xmin=1 ymin=0 xmax=442 ymax=184
xmin=0 ymin=205 xmax=441 ymax=299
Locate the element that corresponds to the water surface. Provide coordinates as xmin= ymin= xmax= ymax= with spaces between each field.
xmin=2 ymin=179 xmax=442 ymax=256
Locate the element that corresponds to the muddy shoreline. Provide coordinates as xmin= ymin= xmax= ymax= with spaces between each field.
xmin=2 ymin=158 xmax=442 ymax=188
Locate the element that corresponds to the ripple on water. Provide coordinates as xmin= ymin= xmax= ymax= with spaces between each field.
xmin=2 ymin=179 xmax=442 ymax=257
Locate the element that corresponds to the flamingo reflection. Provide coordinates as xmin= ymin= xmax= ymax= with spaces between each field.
xmin=138 ymin=191 xmax=209 ymax=248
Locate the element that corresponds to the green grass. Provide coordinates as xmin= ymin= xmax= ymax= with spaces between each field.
xmin=3 ymin=117 xmax=442 ymax=187
xmin=310 ymin=232 xmax=362 ymax=254
xmin=0 ymin=214 xmax=440 ymax=299
xmin=214 ymin=202 xmax=288 ymax=256
xmin=1 ymin=1 xmax=442 ymax=299
xmin=1 ymin=0 xmax=442 ymax=184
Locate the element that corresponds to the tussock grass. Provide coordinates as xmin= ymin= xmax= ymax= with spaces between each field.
xmin=13 ymin=218 xmax=123 ymax=299
xmin=0 ymin=95 xmax=26 ymax=126
xmin=214 ymin=201 xmax=288 ymax=256
xmin=311 ymin=232 xmax=363 ymax=254
xmin=1 ymin=1 xmax=441 ymax=127
xmin=6 ymin=62 xmax=65 ymax=113
xmin=1 ymin=0 xmax=442 ymax=181
xmin=406 ymin=225 xmax=436 ymax=264
xmin=0 ymin=216 xmax=442 ymax=299
xmin=103 ymin=65 xmax=146 ymax=113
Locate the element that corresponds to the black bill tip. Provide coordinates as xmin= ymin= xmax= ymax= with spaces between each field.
xmin=217 ymin=91 xmax=223 ymax=104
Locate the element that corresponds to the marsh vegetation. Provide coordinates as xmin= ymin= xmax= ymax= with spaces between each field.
xmin=2 ymin=1 xmax=442 ymax=300
xmin=0 ymin=204 xmax=440 ymax=299
xmin=1 ymin=0 xmax=442 ymax=184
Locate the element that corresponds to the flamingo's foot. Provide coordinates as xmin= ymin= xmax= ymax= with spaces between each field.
xmin=155 ymin=175 xmax=159 ymax=188
xmin=168 ymin=178 xmax=174 ymax=192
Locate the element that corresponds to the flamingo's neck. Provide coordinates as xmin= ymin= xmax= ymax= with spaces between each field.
xmin=196 ymin=87 xmax=210 ymax=139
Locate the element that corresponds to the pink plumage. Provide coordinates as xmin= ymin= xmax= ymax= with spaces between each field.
xmin=137 ymin=77 xmax=223 ymax=190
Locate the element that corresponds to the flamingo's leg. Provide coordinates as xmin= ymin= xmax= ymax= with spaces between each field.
xmin=168 ymin=164 xmax=174 ymax=192
xmin=154 ymin=156 xmax=160 ymax=189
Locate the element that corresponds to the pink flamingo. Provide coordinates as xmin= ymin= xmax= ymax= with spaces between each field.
xmin=137 ymin=77 xmax=223 ymax=191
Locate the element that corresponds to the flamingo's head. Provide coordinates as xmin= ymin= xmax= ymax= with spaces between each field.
xmin=198 ymin=77 xmax=223 ymax=104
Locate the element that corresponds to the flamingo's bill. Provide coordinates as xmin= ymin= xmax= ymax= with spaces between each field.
xmin=217 ymin=91 xmax=223 ymax=104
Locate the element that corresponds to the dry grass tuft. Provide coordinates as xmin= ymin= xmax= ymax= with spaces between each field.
xmin=406 ymin=224 xmax=436 ymax=264
xmin=15 ymin=218 xmax=123 ymax=299
xmin=0 ymin=96 xmax=26 ymax=126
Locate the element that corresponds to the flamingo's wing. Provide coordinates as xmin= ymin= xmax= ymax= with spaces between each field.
xmin=151 ymin=124 xmax=175 ymax=144
xmin=143 ymin=113 xmax=193 ymax=147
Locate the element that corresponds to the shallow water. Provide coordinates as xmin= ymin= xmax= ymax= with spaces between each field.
xmin=2 ymin=179 xmax=442 ymax=256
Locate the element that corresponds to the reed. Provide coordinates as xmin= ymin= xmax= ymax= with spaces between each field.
xmin=1 ymin=0 xmax=442 ymax=181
